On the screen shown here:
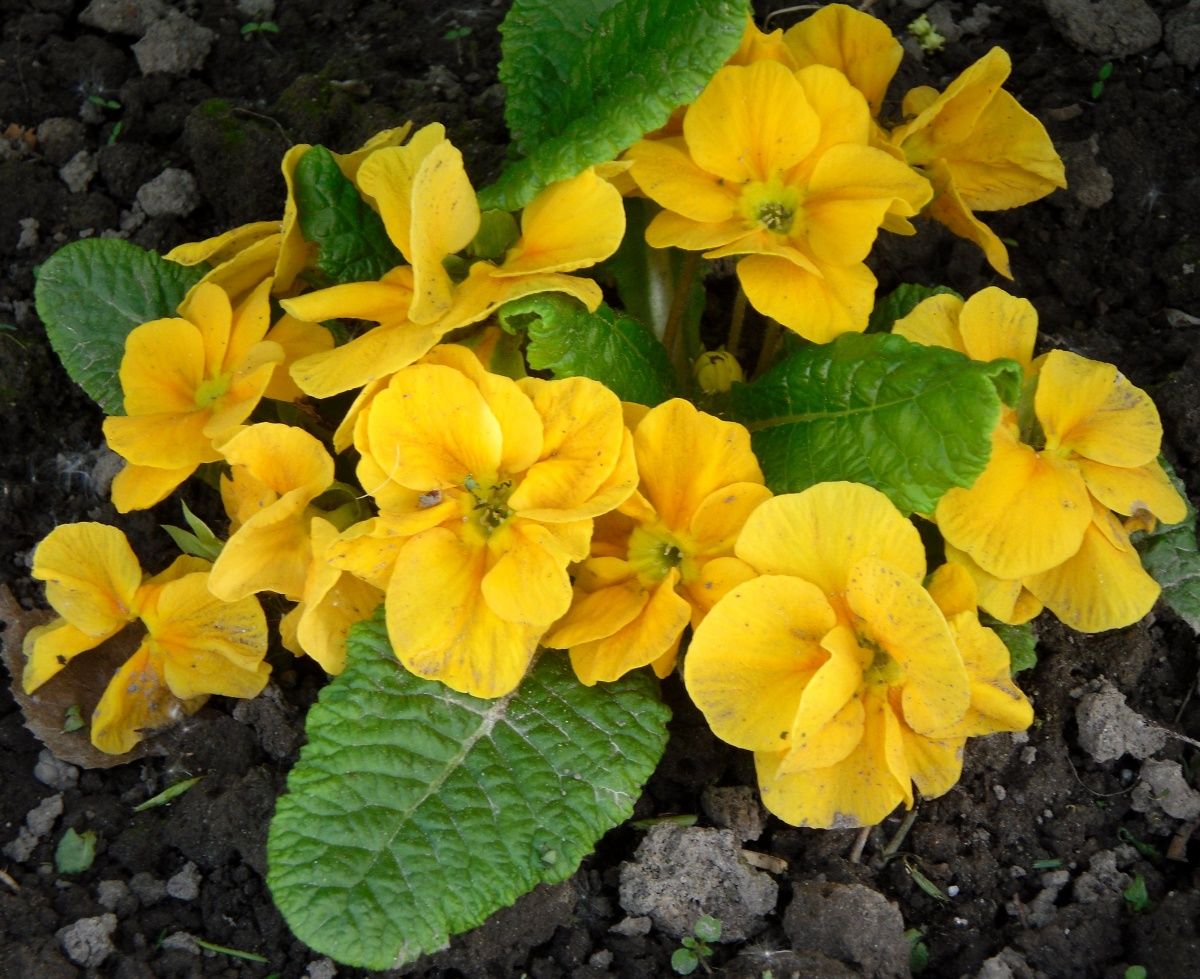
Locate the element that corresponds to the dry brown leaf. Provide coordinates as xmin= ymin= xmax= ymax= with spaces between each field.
xmin=0 ymin=585 xmax=165 ymax=768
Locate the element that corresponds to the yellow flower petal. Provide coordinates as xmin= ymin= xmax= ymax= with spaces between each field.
xmin=224 ymin=278 xmax=274 ymax=371
xmin=957 ymin=286 xmax=1037 ymax=371
xmin=281 ymin=266 xmax=414 ymax=324
xmin=355 ymin=123 xmax=445 ymax=259
xmin=684 ymin=61 xmax=820 ymax=184
xmin=755 ymin=688 xmax=906 ymax=828
xmin=568 ymin=571 xmax=692 ymax=685
xmin=896 ymin=725 xmax=964 ymax=801
xmin=935 ymin=423 xmax=1091 ymax=579
xmin=736 ymin=483 xmax=926 ymax=598
xmin=791 ymin=64 xmax=872 ymax=159
xmin=262 ymin=315 xmax=335 ymax=401
xmin=687 ymin=482 xmax=774 ymax=557
xmin=848 ymin=558 xmax=970 ymax=734
xmin=290 ymin=319 xmax=446 ymax=399
xmin=118 ymin=316 xmax=206 ymax=415
xmin=893 ymin=293 xmax=968 ymax=354
xmin=386 ymin=528 xmax=540 ymax=697
xmin=632 ymin=399 xmax=763 ymax=533
xmin=166 ymin=221 xmax=277 ymax=267
xmin=480 ymin=522 xmax=574 ymax=627
xmin=32 ymin=523 xmax=142 ymax=637
xmin=924 ymin=159 xmax=1013 ymax=278
xmin=90 ymin=642 xmax=194 ymax=754
xmin=1077 ymin=457 xmax=1187 ymax=524
xmin=1036 ymin=350 xmax=1162 ymax=468
xmin=437 ymin=263 xmax=605 ymax=331
xmin=645 ymin=210 xmax=754 ymax=253
xmin=680 ymin=555 xmax=758 ymax=622
xmin=625 ymin=136 xmax=739 ymax=223
xmin=544 ymin=569 xmax=646 ymax=650
xmin=736 ymin=253 xmax=876 ymax=342
xmin=499 ymin=168 xmax=625 ymax=275
xmin=943 ymin=542 xmax=1043 ymax=624
xmin=1024 ymin=503 xmax=1161 ymax=633
xmin=110 ymin=461 xmax=195 ymax=513
xmin=146 ymin=573 xmax=270 ymax=700
xmin=783 ymin=3 xmax=903 ymax=115
xmin=684 ymin=574 xmax=839 ymax=752
xmin=508 ymin=376 xmax=627 ymax=515
xmin=365 ymin=363 xmax=504 ymax=490
xmin=23 ymin=619 xmax=110 ymax=693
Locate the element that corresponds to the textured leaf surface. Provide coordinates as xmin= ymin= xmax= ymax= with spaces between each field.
xmin=498 ymin=294 xmax=676 ymax=405
xmin=990 ymin=620 xmax=1038 ymax=675
xmin=294 ymin=146 xmax=403 ymax=285
xmin=729 ymin=333 xmax=1022 ymax=514
xmin=869 ymin=282 xmax=961 ymax=333
xmin=479 ymin=0 xmax=747 ymax=210
xmin=34 ymin=239 xmax=206 ymax=414
xmin=267 ymin=611 xmax=670 ymax=969
xmin=1136 ymin=463 xmax=1200 ymax=632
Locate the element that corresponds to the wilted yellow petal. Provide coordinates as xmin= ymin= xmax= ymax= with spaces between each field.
xmin=32 ymin=523 xmax=142 ymax=637
xmin=1024 ymin=503 xmax=1161 ymax=633
xmin=935 ymin=424 xmax=1091 ymax=579
xmin=685 ymin=574 xmax=838 ymax=752
xmin=499 ymin=168 xmax=625 ymax=275
xmin=1077 ymin=457 xmax=1187 ymax=524
xmin=386 ymin=528 xmax=540 ymax=697
xmin=23 ymin=619 xmax=109 ymax=692
xmin=1036 ymin=350 xmax=1162 ymax=468
xmin=685 ymin=61 xmax=820 ymax=184
xmin=925 ymin=159 xmax=1013 ymax=277
xmin=736 ymin=483 xmax=926 ymax=598
xmin=783 ymin=3 xmax=903 ymax=114
xmin=90 ymin=643 xmax=193 ymax=754
xmin=625 ymin=137 xmax=739 ymax=223
xmin=736 ymin=253 xmax=876 ymax=342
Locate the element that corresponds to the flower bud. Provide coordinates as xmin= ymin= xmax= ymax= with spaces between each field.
xmin=693 ymin=349 xmax=744 ymax=394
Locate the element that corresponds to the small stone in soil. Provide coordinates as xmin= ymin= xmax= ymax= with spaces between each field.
xmin=56 ymin=912 xmax=118 ymax=968
xmin=783 ymin=882 xmax=909 ymax=979
xmin=1075 ymin=679 xmax=1167 ymax=762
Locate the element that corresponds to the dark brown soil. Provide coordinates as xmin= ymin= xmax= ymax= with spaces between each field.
xmin=2 ymin=2 xmax=1198 ymax=977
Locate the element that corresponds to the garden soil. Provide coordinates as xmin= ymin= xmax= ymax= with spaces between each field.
xmin=2 ymin=1 xmax=1199 ymax=977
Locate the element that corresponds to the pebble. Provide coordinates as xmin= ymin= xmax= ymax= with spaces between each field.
xmin=2 ymin=792 xmax=63 ymax=863
xmin=166 ymin=860 xmax=202 ymax=901
xmin=80 ymin=0 xmax=167 ymax=35
xmin=59 ymin=150 xmax=98 ymax=194
xmin=1043 ymin=0 xmax=1162 ymax=57
xmin=57 ymin=913 xmax=118 ymax=968
xmin=128 ymin=870 xmax=166 ymax=906
xmin=35 ymin=117 xmax=86 ymax=166
xmin=135 ymin=167 xmax=199 ymax=217
xmin=34 ymin=749 xmax=79 ymax=791
xmin=1165 ymin=1 xmax=1200 ymax=70
xmin=133 ymin=11 xmax=215 ymax=75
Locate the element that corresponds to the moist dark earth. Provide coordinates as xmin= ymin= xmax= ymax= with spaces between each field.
xmin=2 ymin=1 xmax=1199 ymax=976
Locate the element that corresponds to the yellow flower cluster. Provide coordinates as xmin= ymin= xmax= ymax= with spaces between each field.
xmin=895 ymin=287 xmax=1187 ymax=632
xmin=624 ymin=4 xmax=1065 ymax=342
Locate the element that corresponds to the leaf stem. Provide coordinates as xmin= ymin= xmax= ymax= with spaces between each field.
xmin=753 ymin=320 xmax=782 ymax=378
xmin=727 ymin=286 xmax=748 ymax=359
xmin=662 ymin=250 xmax=700 ymax=378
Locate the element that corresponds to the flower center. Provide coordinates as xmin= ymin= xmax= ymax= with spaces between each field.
xmin=194 ymin=372 xmax=232 ymax=409
xmin=741 ymin=177 xmax=801 ymax=237
xmin=861 ymin=636 xmax=904 ymax=687
xmin=627 ymin=526 xmax=684 ymax=583
xmin=464 ymin=474 xmax=514 ymax=535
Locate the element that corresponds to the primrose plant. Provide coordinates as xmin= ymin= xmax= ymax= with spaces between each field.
xmin=22 ymin=1 xmax=1196 ymax=970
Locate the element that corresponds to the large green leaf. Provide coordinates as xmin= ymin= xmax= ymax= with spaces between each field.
xmin=294 ymin=145 xmax=403 ymax=285
xmin=479 ymin=0 xmax=747 ymax=210
xmin=1136 ymin=462 xmax=1200 ymax=632
xmin=267 ymin=611 xmax=670 ymax=970
xmin=34 ymin=239 xmax=207 ymax=414
xmin=497 ymin=294 xmax=676 ymax=405
xmin=729 ymin=333 xmax=1022 ymax=514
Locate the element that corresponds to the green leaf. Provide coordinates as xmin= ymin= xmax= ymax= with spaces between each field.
xmin=693 ymin=914 xmax=721 ymax=943
xmin=267 ymin=610 xmax=670 ymax=970
xmin=1123 ymin=873 xmax=1151 ymax=913
xmin=479 ymin=0 xmax=748 ymax=210
xmin=671 ymin=947 xmax=700 ymax=975
xmin=729 ymin=333 xmax=1021 ymax=515
xmin=133 ymin=776 xmax=204 ymax=812
xmin=989 ymin=620 xmax=1037 ymax=675
xmin=62 ymin=704 xmax=85 ymax=733
xmin=1134 ymin=461 xmax=1200 ymax=632
xmin=497 ymin=294 xmax=676 ymax=405
xmin=869 ymin=282 xmax=961 ymax=333
xmin=34 ymin=239 xmax=207 ymax=414
xmin=162 ymin=501 xmax=224 ymax=562
xmin=294 ymin=145 xmax=404 ymax=285
xmin=55 ymin=828 xmax=97 ymax=874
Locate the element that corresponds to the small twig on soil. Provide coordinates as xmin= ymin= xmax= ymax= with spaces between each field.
xmin=0 ymin=868 xmax=19 ymax=892
xmin=1172 ymin=667 xmax=1198 ymax=724
xmin=231 ymin=107 xmax=293 ymax=146
xmin=848 ymin=825 xmax=872 ymax=864
xmin=1065 ymin=752 xmax=1134 ymax=798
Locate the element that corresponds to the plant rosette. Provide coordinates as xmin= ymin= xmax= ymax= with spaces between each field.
xmin=21 ymin=0 xmax=1197 ymax=971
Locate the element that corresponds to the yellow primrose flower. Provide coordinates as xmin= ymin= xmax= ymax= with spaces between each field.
xmin=544 ymin=399 xmax=771 ymax=685
xmin=685 ymin=483 xmax=1031 ymax=829
xmin=347 ymin=345 xmax=637 ymax=698
xmin=893 ymin=286 xmax=1038 ymax=374
xmin=208 ymin=423 xmax=336 ymax=602
xmin=626 ymin=60 xmax=931 ymax=342
xmin=889 ymin=48 xmax=1066 ymax=278
xmin=102 ymin=280 xmax=286 ymax=512
xmin=166 ymin=125 xmax=413 ymax=300
xmin=23 ymin=523 xmax=269 ymax=754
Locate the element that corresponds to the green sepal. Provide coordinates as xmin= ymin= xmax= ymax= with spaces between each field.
xmin=267 ymin=610 xmax=671 ymax=970
xmin=1134 ymin=459 xmax=1200 ymax=632
xmin=729 ymin=333 xmax=1022 ymax=515
xmin=294 ymin=145 xmax=404 ymax=285
xmin=162 ymin=500 xmax=224 ymax=561
xmin=870 ymin=282 xmax=961 ymax=333
xmin=479 ymin=0 xmax=748 ymax=210
xmin=34 ymin=239 xmax=207 ymax=414
xmin=497 ymin=294 xmax=676 ymax=406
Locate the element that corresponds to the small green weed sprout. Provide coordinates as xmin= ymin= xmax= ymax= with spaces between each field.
xmin=908 ymin=14 xmax=946 ymax=53
xmin=1091 ymin=62 xmax=1114 ymax=99
xmin=671 ymin=914 xmax=721 ymax=975
xmin=241 ymin=21 xmax=280 ymax=39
